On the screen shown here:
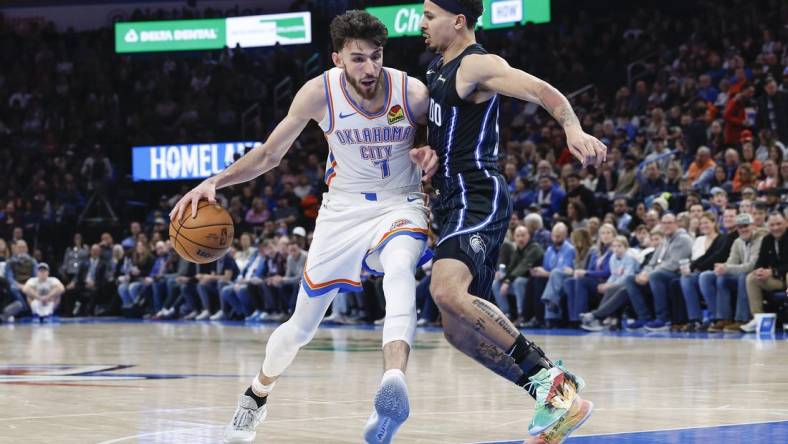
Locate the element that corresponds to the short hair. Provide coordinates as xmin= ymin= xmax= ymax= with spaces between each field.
xmin=612 ymin=235 xmax=630 ymax=248
xmin=754 ymin=201 xmax=769 ymax=212
xmin=330 ymin=10 xmax=388 ymax=52
xmin=454 ymin=0 xmax=484 ymax=28
xmin=650 ymin=226 xmax=665 ymax=236
xmin=524 ymin=213 xmax=544 ymax=229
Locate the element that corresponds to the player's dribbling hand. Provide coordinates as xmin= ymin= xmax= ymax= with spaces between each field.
xmin=170 ymin=179 xmax=217 ymax=221
xmin=566 ymin=128 xmax=607 ymax=167
xmin=410 ymin=145 xmax=439 ymax=182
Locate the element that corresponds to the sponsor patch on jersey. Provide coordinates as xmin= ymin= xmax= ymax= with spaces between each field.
xmin=390 ymin=218 xmax=413 ymax=231
xmin=387 ymin=104 xmax=405 ymax=125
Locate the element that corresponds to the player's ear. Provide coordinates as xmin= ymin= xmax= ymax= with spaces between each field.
xmin=454 ymin=14 xmax=466 ymax=31
xmin=331 ymin=52 xmax=343 ymax=68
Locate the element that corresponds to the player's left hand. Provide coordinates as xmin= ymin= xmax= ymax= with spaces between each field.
xmin=410 ymin=145 xmax=439 ymax=182
xmin=566 ymin=128 xmax=607 ymax=167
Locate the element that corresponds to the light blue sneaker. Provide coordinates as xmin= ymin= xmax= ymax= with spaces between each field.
xmin=364 ymin=371 xmax=409 ymax=444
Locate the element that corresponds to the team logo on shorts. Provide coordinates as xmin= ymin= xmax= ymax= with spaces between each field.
xmin=469 ymin=234 xmax=486 ymax=255
xmin=387 ymin=104 xmax=405 ymax=125
xmin=390 ymin=219 xmax=412 ymax=231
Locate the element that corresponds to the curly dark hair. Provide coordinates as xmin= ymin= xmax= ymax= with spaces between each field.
xmin=330 ymin=10 xmax=388 ymax=52
xmin=456 ymin=0 xmax=484 ymax=28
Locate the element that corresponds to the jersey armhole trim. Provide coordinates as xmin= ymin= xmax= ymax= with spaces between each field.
xmin=323 ymin=71 xmax=335 ymax=135
xmin=402 ymin=72 xmax=417 ymax=127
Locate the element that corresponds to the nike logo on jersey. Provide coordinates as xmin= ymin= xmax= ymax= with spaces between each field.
xmin=437 ymin=76 xmax=446 ymax=82
xmin=406 ymin=196 xmax=421 ymax=202
xmin=427 ymin=70 xmax=435 ymax=75
xmin=339 ymin=112 xmax=357 ymax=119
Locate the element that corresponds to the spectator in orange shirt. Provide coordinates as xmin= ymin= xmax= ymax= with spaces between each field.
xmin=687 ymin=146 xmax=716 ymax=189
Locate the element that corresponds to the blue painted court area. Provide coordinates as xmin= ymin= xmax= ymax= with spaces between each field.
xmin=478 ymin=420 xmax=788 ymax=443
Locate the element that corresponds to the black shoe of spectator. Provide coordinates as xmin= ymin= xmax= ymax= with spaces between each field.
xmin=544 ymin=319 xmax=563 ymax=329
xmin=522 ymin=317 xmax=543 ymax=329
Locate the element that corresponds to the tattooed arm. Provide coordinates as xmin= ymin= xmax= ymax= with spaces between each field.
xmin=457 ymin=53 xmax=607 ymax=166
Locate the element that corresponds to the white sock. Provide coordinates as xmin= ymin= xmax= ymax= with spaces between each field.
xmin=251 ymin=373 xmax=276 ymax=397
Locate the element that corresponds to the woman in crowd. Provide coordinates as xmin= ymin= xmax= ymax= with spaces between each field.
xmin=564 ymin=223 xmax=616 ymax=324
xmin=679 ymin=212 xmax=736 ymax=332
xmin=581 ymin=236 xmax=640 ymax=331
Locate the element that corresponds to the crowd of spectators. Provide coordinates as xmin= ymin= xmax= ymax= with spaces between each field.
xmin=0 ymin=0 xmax=786 ymax=333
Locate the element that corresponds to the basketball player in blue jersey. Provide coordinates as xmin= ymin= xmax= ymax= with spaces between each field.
xmin=171 ymin=11 xmax=438 ymax=444
xmin=420 ymin=1 xmax=605 ymax=443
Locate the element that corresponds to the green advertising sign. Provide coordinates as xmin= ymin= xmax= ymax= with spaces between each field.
xmin=116 ymin=18 xmax=225 ymax=53
xmin=366 ymin=0 xmax=550 ymax=38
xmin=115 ymin=12 xmax=311 ymax=53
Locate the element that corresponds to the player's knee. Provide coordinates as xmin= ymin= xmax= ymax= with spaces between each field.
xmin=430 ymin=279 xmax=459 ymax=309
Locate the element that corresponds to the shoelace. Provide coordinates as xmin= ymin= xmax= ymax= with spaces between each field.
xmin=524 ymin=373 xmax=551 ymax=400
xmin=233 ymin=407 xmax=257 ymax=430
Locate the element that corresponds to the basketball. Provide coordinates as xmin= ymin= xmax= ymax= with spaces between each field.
xmin=168 ymin=201 xmax=234 ymax=264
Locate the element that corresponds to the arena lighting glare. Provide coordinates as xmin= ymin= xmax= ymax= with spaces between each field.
xmin=115 ymin=12 xmax=311 ymax=53
xmin=132 ymin=142 xmax=255 ymax=181
xmin=366 ymin=0 xmax=550 ymax=38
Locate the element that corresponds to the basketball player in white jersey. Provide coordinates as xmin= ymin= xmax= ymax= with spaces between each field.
xmin=171 ymin=11 xmax=438 ymax=444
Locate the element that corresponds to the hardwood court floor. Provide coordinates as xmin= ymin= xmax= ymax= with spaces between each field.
xmin=1 ymin=320 xmax=787 ymax=443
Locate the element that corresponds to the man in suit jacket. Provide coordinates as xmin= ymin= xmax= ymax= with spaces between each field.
xmin=66 ymin=244 xmax=108 ymax=316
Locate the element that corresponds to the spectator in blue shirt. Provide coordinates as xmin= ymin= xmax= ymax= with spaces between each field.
xmin=529 ymin=223 xmax=576 ymax=326
xmin=564 ymin=224 xmax=616 ymax=322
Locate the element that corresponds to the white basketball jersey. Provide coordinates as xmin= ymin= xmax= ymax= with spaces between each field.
xmin=317 ymin=67 xmax=420 ymax=193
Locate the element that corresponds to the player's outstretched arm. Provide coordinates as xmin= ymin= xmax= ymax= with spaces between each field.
xmin=458 ymin=54 xmax=606 ymax=167
xmin=405 ymin=77 xmax=438 ymax=181
xmin=171 ymin=77 xmax=326 ymax=221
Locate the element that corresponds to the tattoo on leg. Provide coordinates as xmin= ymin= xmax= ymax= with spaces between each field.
xmin=471 ymin=298 xmax=519 ymax=339
xmin=474 ymin=318 xmax=485 ymax=332
xmin=474 ymin=341 xmax=521 ymax=381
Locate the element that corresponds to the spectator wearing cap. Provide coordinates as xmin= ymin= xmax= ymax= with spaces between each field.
xmin=22 ymin=263 xmax=64 ymax=321
xmin=742 ymin=212 xmax=788 ymax=332
xmin=757 ymin=77 xmax=788 ymax=144
xmin=701 ymin=213 xmax=767 ymax=332
xmin=291 ymin=226 xmax=307 ymax=250
xmin=687 ymin=146 xmax=716 ymax=189
xmin=628 ymin=213 xmax=692 ymax=331
xmin=723 ymin=84 xmax=756 ymax=145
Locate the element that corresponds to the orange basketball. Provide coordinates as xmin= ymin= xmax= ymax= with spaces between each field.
xmin=168 ymin=200 xmax=234 ymax=264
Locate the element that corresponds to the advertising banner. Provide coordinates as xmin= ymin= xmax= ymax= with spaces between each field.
xmin=116 ymin=12 xmax=311 ymax=53
xmin=132 ymin=142 xmax=255 ymax=181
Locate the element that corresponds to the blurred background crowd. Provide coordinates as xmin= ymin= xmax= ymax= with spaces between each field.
xmin=0 ymin=0 xmax=786 ymax=333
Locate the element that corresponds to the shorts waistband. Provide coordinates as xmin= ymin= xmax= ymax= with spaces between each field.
xmin=327 ymin=185 xmax=422 ymax=202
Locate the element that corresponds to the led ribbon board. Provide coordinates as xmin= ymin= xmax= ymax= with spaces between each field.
xmin=116 ymin=12 xmax=311 ymax=53
xmin=132 ymin=142 xmax=255 ymax=181
xmin=366 ymin=0 xmax=550 ymax=38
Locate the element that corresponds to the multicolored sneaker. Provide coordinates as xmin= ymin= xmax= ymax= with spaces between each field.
xmin=525 ymin=396 xmax=594 ymax=444
xmin=525 ymin=364 xmax=581 ymax=435
xmin=553 ymin=360 xmax=585 ymax=394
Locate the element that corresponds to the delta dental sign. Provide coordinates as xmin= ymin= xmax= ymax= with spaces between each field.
xmin=132 ymin=142 xmax=255 ymax=181
xmin=115 ymin=12 xmax=311 ymax=53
